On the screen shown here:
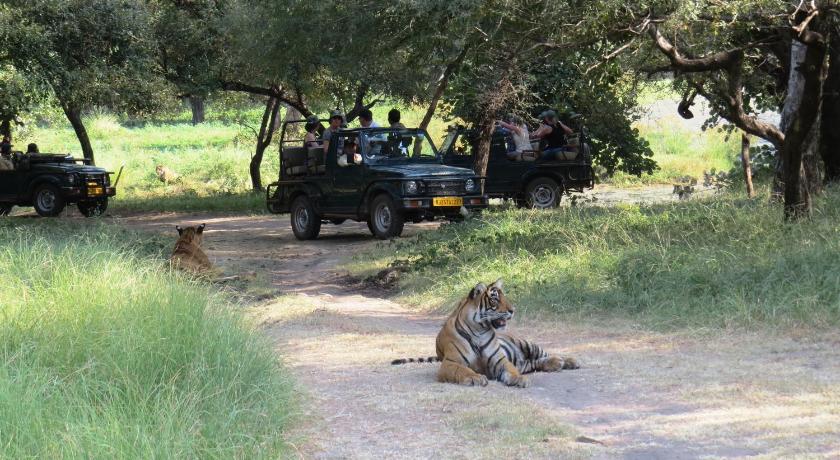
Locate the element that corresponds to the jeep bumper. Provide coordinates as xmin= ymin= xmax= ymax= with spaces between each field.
xmin=400 ymin=195 xmax=488 ymax=213
xmin=62 ymin=186 xmax=117 ymax=200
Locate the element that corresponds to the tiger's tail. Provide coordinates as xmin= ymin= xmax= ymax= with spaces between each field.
xmin=391 ymin=356 xmax=441 ymax=365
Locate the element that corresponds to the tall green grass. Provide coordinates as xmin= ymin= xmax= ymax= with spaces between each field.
xmin=350 ymin=190 xmax=840 ymax=329
xmin=0 ymin=220 xmax=295 ymax=458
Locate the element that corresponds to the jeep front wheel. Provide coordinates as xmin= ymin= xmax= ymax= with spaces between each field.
xmin=525 ymin=177 xmax=562 ymax=209
xmin=33 ymin=184 xmax=66 ymax=217
xmin=290 ymin=195 xmax=321 ymax=240
xmin=78 ymin=198 xmax=108 ymax=217
xmin=370 ymin=194 xmax=404 ymax=239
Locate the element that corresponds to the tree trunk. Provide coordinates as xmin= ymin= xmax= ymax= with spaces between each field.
xmin=741 ymin=133 xmax=755 ymax=198
xmin=781 ymin=39 xmax=826 ymax=220
xmin=472 ymin=116 xmax=495 ymax=180
xmin=62 ymin=105 xmax=95 ymax=164
xmin=775 ymin=40 xmax=823 ymax=201
xmin=419 ymin=46 xmax=470 ymax=131
xmin=190 ymin=96 xmax=205 ymax=125
xmin=0 ymin=119 xmax=10 ymax=141
xmin=250 ymin=97 xmax=282 ymax=191
xmin=821 ymin=40 xmax=840 ymax=183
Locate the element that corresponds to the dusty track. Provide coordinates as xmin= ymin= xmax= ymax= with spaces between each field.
xmin=121 ymin=211 xmax=840 ymax=460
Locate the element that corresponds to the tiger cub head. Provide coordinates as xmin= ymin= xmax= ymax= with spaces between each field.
xmin=469 ymin=278 xmax=515 ymax=330
xmin=175 ymin=223 xmax=206 ymax=246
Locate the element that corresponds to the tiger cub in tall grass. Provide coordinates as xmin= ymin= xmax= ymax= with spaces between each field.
xmin=169 ymin=224 xmax=214 ymax=274
xmin=392 ymin=279 xmax=579 ymax=387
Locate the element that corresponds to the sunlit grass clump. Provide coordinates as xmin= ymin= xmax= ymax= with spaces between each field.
xmin=0 ymin=221 xmax=295 ymax=458
xmin=350 ymin=189 xmax=840 ymax=329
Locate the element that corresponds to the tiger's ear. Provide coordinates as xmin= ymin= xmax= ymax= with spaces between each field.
xmin=176 ymin=225 xmax=183 ymax=235
xmin=197 ymin=223 xmax=206 ymax=234
xmin=469 ymin=282 xmax=487 ymax=299
xmin=490 ymin=278 xmax=504 ymax=291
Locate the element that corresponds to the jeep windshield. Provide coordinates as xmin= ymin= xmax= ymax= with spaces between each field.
xmin=361 ymin=129 xmax=439 ymax=163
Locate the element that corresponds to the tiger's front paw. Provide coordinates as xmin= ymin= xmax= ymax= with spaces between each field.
xmin=463 ymin=375 xmax=488 ymax=387
xmin=509 ymin=375 xmax=531 ymax=388
xmin=562 ymin=356 xmax=580 ymax=370
xmin=542 ymin=356 xmax=565 ymax=372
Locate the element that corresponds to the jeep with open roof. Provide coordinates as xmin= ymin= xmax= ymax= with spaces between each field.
xmin=441 ymin=119 xmax=594 ymax=208
xmin=266 ymin=118 xmax=488 ymax=239
xmin=0 ymin=152 xmax=117 ymax=217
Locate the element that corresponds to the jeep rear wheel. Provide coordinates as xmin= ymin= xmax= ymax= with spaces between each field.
xmin=0 ymin=204 xmax=12 ymax=216
xmin=525 ymin=177 xmax=562 ymax=209
xmin=33 ymin=184 xmax=66 ymax=217
xmin=78 ymin=198 xmax=108 ymax=217
xmin=370 ymin=194 xmax=404 ymax=239
xmin=290 ymin=195 xmax=321 ymax=240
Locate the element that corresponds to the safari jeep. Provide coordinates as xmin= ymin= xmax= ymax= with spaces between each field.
xmin=266 ymin=119 xmax=488 ymax=240
xmin=441 ymin=124 xmax=594 ymax=208
xmin=0 ymin=152 xmax=117 ymax=217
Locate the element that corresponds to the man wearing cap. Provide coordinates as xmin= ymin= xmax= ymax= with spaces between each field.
xmin=530 ymin=110 xmax=573 ymax=160
xmin=322 ymin=110 xmax=344 ymax=153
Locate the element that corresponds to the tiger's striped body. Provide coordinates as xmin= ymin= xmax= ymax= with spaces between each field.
xmin=424 ymin=279 xmax=578 ymax=388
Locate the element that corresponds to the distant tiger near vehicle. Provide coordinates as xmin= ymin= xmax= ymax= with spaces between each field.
xmin=169 ymin=223 xmax=213 ymax=273
xmin=391 ymin=279 xmax=579 ymax=387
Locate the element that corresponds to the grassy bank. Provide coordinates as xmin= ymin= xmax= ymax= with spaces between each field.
xmin=0 ymin=220 xmax=295 ymax=458
xmin=349 ymin=190 xmax=840 ymax=329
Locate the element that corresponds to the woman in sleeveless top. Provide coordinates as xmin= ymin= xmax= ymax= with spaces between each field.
xmin=304 ymin=120 xmax=322 ymax=148
xmin=497 ymin=115 xmax=531 ymax=160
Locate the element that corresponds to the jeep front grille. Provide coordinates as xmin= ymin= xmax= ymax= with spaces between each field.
xmin=426 ymin=180 xmax=465 ymax=196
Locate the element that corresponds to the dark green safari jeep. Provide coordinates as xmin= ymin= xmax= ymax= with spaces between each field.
xmin=266 ymin=119 xmax=488 ymax=240
xmin=0 ymin=152 xmax=117 ymax=217
xmin=441 ymin=124 xmax=594 ymax=208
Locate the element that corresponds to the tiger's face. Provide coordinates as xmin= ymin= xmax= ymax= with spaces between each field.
xmin=175 ymin=223 xmax=206 ymax=246
xmin=470 ymin=279 xmax=515 ymax=329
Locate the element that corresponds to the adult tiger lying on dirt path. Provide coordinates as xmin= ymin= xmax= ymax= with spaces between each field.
xmin=392 ymin=279 xmax=579 ymax=387
xmin=169 ymin=223 xmax=214 ymax=273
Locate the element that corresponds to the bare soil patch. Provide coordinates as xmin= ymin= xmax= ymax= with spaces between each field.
xmin=120 ymin=211 xmax=840 ymax=459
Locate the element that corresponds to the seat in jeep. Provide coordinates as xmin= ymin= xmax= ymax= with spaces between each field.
xmin=282 ymin=147 xmax=308 ymax=176
xmin=307 ymin=147 xmax=326 ymax=174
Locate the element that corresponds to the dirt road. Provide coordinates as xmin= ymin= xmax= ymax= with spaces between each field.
xmin=122 ymin=212 xmax=840 ymax=460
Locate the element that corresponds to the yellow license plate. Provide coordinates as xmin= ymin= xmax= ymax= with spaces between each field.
xmin=88 ymin=187 xmax=103 ymax=196
xmin=432 ymin=197 xmax=463 ymax=207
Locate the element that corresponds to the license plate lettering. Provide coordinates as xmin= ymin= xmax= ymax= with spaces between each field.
xmin=88 ymin=187 xmax=103 ymax=196
xmin=432 ymin=197 xmax=463 ymax=207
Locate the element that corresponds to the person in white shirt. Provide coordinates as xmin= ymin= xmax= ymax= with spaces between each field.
xmin=497 ymin=115 xmax=532 ymax=160
xmin=358 ymin=109 xmax=380 ymax=128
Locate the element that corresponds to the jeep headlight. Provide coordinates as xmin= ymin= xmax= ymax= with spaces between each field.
xmin=67 ymin=173 xmax=77 ymax=185
xmin=404 ymin=180 xmax=419 ymax=194
xmin=465 ymin=178 xmax=477 ymax=192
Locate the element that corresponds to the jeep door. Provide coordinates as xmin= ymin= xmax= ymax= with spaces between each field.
xmin=485 ymin=134 xmax=521 ymax=195
xmin=0 ymin=168 xmax=24 ymax=202
xmin=326 ymin=134 xmax=366 ymax=215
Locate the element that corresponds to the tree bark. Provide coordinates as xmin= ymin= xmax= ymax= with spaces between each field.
xmin=472 ymin=116 xmax=495 ymax=180
xmin=741 ymin=134 xmax=755 ymax=198
xmin=62 ymin=105 xmax=95 ymax=164
xmin=0 ymin=119 xmax=10 ymax=141
xmin=821 ymin=40 xmax=840 ymax=183
xmin=190 ymin=96 xmax=205 ymax=125
xmin=774 ymin=40 xmax=824 ymax=199
xmin=419 ymin=46 xmax=469 ymax=131
xmin=781 ymin=38 xmax=825 ymax=220
xmin=344 ymin=83 xmax=378 ymax=124
xmin=250 ymin=97 xmax=282 ymax=191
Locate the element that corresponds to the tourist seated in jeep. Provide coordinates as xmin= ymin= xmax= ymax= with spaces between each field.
xmin=497 ymin=115 xmax=533 ymax=161
xmin=26 ymin=143 xmax=39 ymax=154
xmin=322 ymin=111 xmax=344 ymax=152
xmin=531 ymin=110 xmax=573 ymax=160
xmin=304 ymin=119 xmax=322 ymax=148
